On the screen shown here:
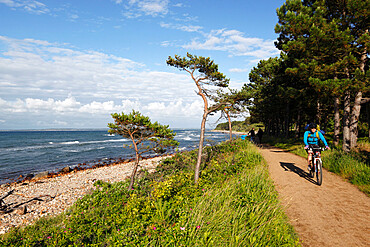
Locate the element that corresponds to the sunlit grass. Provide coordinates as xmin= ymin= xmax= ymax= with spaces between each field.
xmin=0 ymin=139 xmax=299 ymax=246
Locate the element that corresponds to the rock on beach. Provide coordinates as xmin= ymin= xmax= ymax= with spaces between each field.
xmin=0 ymin=155 xmax=169 ymax=234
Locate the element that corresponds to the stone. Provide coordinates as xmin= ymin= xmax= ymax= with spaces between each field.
xmin=14 ymin=206 xmax=27 ymax=215
xmin=34 ymin=171 xmax=49 ymax=179
xmin=61 ymin=166 xmax=72 ymax=173
xmin=24 ymin=174 xmax=34 ymax=180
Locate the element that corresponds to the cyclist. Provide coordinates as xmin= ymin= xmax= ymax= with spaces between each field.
xmin=304 ymin=123 xmax=330 ymax=171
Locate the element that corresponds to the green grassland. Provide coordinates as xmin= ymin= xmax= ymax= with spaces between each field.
xmin=215 ymin=119 xmax=369 ymax=196
xmin=1 ymin=139 xmax=299 ymax=246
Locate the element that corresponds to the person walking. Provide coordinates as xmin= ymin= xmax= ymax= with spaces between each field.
xmin=257 ymin=128 xmax=264 ymax=144
xmin=248 ymin=128 xmax=256 ymax=143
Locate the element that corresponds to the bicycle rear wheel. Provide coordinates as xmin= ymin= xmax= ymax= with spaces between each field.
xmin=309 ymin=161 xmax=314 ymax=178
xmin=316 ymin=159 xmax=323 ymax=186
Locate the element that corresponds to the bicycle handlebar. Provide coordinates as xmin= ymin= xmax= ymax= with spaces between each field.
xmin=307 ymin=146 xmax=326 ymax=152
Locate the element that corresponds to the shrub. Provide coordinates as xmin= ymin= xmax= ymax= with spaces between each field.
xmin=0 ymin=139 xmax=299 ymax=246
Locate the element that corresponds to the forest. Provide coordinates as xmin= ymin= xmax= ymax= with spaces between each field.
xmin=235 ymin=0 xmax=369 ymax=153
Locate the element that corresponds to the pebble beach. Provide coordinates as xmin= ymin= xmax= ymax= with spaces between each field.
xmin=0 ymin=155 xmax=169 ymax=234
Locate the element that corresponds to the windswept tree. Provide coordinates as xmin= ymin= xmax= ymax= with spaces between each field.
xmin=212 ymin=88 xmax=250 ymax=140
xmin=108 ymin=110 xmax=179 ymax=191
xmin=167 ymin=53 xmax=229 ymax=183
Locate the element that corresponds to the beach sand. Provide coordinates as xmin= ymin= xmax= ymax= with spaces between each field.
xmin=0 ymin=155 xmax=170 ymax=234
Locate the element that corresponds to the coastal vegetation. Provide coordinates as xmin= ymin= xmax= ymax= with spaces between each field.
xmin=241 ymin=0 xmax=369 ymax=152
xmin=167 ymin=53 xmax=230 ymax=184
xmin=0 ymin=139 xmax=299 ymax=246
xmin=1 ymin=0 xmax=368 ymax=245
xmin=108 ymin=110 xmax=179 ymax=191
xmin=211 ymin=88 xmax=250 ymax=140
xmin=214 ymin=118 xmax=264 ymax=133
xmin=215 ymin=118 xmax=370 ymax=195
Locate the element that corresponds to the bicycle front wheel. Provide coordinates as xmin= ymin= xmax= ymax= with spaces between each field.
xmin=316 ymin=159 xmax=323 ymax=186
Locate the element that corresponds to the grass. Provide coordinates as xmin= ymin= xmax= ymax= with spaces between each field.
xmin=264 ymin=135 xmax=370 ymax=196
xmin=0 ymin=139 xmax=299 ymax=246
xmin=214 ymin=121 xmax=264 ymax=133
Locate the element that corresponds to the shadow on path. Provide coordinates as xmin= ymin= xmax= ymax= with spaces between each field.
xmin=280 ymin=162 xmax=317 ymax=185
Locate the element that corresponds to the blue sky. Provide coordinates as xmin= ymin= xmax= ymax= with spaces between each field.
xmin=0 ymin=0 xmax=285 ymax=130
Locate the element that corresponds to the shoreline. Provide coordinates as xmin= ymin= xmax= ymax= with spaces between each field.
xmin=0 ymin=154 xmax=165 ymax=187
xmin=210 ymin=129 xmax=249 ymax=135
xmin=0 ymin=154 xmax=172 ymax=234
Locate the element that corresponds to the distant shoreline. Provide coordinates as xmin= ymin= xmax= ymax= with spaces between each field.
xmin=210 ymin=129 xmax=249 ymax=135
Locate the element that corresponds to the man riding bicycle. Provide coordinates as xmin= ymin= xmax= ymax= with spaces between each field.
xmin=304 ymin=123 xmax=330 ymax=171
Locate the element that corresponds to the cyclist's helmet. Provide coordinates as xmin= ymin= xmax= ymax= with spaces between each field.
xmin=308 ymin=123 xmax=317 ymax=129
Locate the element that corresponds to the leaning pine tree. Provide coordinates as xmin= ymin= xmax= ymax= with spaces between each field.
xmin=212 ymin=88 xmax=250 ymax=141
xmin=108 ymin=110 xmax=179 ymax=191
xmin=167 ymin=53 xmax=229 ymax=184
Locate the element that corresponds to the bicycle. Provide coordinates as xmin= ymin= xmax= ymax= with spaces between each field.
xmin=308 ymin=145 xmax=325 ymax=186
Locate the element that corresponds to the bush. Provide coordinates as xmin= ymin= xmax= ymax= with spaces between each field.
xmin=0 ymin=139 xmax=299 ymax=246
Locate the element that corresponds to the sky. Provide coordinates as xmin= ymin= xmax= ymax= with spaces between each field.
xmin=0 ymin=0 xmax=286 ymax=130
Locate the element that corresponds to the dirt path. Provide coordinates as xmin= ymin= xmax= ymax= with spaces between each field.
xmin=258 ymin=145 xmax=370 ymax=247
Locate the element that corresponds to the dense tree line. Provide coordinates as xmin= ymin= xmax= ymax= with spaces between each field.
xmin=244 ymin=0 xmax=369 ymax=151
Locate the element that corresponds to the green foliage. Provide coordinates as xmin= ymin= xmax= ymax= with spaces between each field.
xmin=247 ymin=0 xmax=369 ymax=145
xmin=167 ymin=53 xmax=231 ymax=184
xmin=322 ymin=150 xmax=370 ymax=195
xmin=0 ymin=140 xmax=299 ymax=246
xmin=215 ymin=120 xmax=264 ymax=133
xmin=166 ymin=53 xmax=229 ymax=87
xmin=108 ymin=110 xmax=179 ymax=190
xmin=108 ymin=110 xmax=179 ymax=156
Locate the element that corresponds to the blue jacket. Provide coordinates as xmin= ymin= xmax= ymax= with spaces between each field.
xmin=303 ymin=130 xmax=328 ymax=146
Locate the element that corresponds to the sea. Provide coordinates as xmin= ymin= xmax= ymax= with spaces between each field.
xmin=0 ymin=129 xmax=233 ymax=185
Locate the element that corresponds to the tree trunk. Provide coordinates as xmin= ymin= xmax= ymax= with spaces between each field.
xmin=367 ymin=103 xmax=370 ymax=139
xmin=343 ymin=90 xmax=351 ymax=152
xmin=333 ymin=96 xmax=340 ymax=146
xmin=195 ymin=110 xmax=208 ymax=184
xmin=128 ymin=152 xmax=140 ymax=191
xmin=285 ymin=103 xmax=290 ymax=137
xmin=226 ymin=110 xmax=232 ymax=141
xmin=295 ymin=111 xmax=301 ymax=138
xmin=316 ymin=100 xmax=321 ymax=125
xmin=350 ymin=43 xmax=367 ymax=148
xmin=350 ymin=91 xmax=362 ymax=149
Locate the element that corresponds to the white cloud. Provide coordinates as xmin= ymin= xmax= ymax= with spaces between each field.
xmin=160 ymin=22 xmax=203 ymax=32
xmin=182 ymin=29 xmax=279 ymax=60
xmin=229 ymin=68 xmax=249 ymax=73
xmin=0 ymin=0 xmax=49 ymax=14
xmin=0 ymin=96 xmax=81 ymax=113
xmin=69 ymin=14 xmax=79 ymax=21
xmin=0 ymin=96 xmax=204 ymax=128
xmin=0 ymin=36 xmax=205 ymax=128
xmin=52 ymin=120 xmax=68 ymax=126
xmin=123 ymin=0 xmax=170 ymax=18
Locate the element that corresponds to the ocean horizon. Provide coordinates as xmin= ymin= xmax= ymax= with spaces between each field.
xmin=0 ymin=129 xmax=233 ymax=185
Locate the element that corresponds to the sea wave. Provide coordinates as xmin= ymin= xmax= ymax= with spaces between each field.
xmin=61 ymin=141 xmax=80 ymax=145
xmin=0 ymin=139 xmax=129 ymax=153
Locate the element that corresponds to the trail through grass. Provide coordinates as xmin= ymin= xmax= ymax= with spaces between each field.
xmin=1 ymin=139 xmax=299 ymax=246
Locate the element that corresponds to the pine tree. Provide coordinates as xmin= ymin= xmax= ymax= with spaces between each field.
xmin=108 ymin=110 xmax=179 ymax=191
xmin=167 ymin=53 xmax=229 ymax=183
